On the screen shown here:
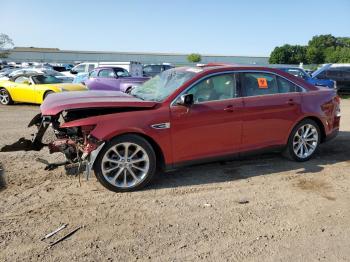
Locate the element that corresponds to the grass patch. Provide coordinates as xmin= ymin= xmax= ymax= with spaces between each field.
xmin=339 ymin=94 xmax=350 ymax=99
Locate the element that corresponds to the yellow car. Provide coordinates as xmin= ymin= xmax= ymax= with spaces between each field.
xmin=0 ymin=73 xmax=87 ymax=105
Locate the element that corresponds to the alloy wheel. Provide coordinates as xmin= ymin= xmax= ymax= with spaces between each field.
xmin=101 ymin=142 xmax=150 ymax=189
xmin=292 ymin=124 xmax=318 ymax=159
xmin=0 ymin=89 xmax=9 ymax=105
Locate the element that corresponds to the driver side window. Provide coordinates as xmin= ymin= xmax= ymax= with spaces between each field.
xmin=98 ymin=69 xmax=116 ymax=78
xmin=186 ymin=74 xmax=237 ymax=103
xmin=15 ymin=76 xmax=29 ymax=84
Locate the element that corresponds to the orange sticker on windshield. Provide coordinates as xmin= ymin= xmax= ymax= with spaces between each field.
xmin=257 ymin=78 xmax=268 ymax=88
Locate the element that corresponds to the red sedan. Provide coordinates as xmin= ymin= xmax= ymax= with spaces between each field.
xmin=26 ymin=65 xmax=341 ymax=192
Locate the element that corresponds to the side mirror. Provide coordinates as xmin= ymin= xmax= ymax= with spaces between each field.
xmin=22 ymin=80 xmax=31 ymax=85
xmin=70 ymin=69 xmax=78 ymax=75
xmin=177 ymin=94 xmax=194 ymax=107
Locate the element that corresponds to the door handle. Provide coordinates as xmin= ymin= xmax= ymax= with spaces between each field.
xmin=224 ymin=105 xmax=234 ymax=112
xmin=286 ymin=99 xmax=295 ymax=105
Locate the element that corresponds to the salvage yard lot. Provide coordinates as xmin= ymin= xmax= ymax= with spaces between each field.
xmin=0 ymin=100 xmax=350 ymax=261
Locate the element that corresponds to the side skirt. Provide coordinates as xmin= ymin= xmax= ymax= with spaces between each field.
xmin=164 ymin=145 xmax=285 ymax=171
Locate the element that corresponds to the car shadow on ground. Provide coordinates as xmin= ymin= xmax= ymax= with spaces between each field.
xmin=150 ymin=131 xmax=350 ymax=190
xmin=0 ymin=162 xmax=6 ymax=192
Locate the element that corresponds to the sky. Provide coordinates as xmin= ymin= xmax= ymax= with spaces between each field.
xmin=1 ymin=0 xmax=350 ymax=57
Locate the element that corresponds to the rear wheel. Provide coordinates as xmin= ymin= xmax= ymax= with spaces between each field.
xmin=94 ymin=134 xmax=157 ymax=192
xmin=0 ymin=88 xmax=13 ymax=105
xmin=283 ymin=119 xmax=321 ymax=162
xmin=43 ymin=91 xmax=55 ymax=100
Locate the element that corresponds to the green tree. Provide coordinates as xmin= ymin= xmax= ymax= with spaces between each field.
xmin=325 ymin=47 xmax=350 ymax=63
xmin=269 ymin=44 xmax=307 ymax=64
xmin=308 ymin=34 xmax=337 ymax=50
xmin=336 ymin=37 xmax=350 ymax=47
xmin=270 ymin=34 xmax=350 ymax=64
xmin=0 ymin=33 xmax=14 ymax=59
xmin=306 ymin=46 xmax=324 ymax=64
xmin=187 ymin=53 xmax=202 ymax=63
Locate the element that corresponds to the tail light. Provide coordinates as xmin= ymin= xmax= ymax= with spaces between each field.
xmin=335 ymin=96 xmax=341 ymax=117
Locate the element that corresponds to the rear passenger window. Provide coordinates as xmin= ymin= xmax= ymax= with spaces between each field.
xmin=242 ymin=73 xmax=278 ymax=96
xmin=277 ymin=76 xmax=299 ymax=93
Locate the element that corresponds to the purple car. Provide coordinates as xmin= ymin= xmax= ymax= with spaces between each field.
xmin=85 ymin=67 xmax=149 ymax=92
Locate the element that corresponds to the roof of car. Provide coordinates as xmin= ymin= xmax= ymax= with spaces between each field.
xmin=94 ymin=66 xmax=127 ymax=70
xmin=10 ymin=72 xmax=44 ymax=80
xmin=175 ymin=64 xmax=318 ymax=91
xmin=276 ymin=67 xmax=301 ymax=69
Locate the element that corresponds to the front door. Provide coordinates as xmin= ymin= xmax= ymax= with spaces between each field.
xmin=10 ymin=76 xmax=34 ymax=103
xmin=170 ymin=73 xmax=243 ymax=164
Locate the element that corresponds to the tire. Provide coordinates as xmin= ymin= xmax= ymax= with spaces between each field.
xmin=94 ymin=134 xmax=157 ymax=192
xmin=0 ymin=88 xmax=13 ymax=105
xmin=283 ymin=119 xmax=321 ymax=162
xmin=43 ymin=91 xmax=55 ymax=100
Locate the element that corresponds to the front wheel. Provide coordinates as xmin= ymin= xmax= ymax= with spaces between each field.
xmin=0 ymin=88 xmax=13 ymax=105
xmin=94 ymin=134 xmax=157 ymax=192
xmin=283 ymin=119 xmax=321 ymax=162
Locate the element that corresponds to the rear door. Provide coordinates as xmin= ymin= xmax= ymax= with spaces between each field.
xmin=240 ymin=72 xmax=302 ymax=152
xmin=170 ymin=73 xmax=243 ymax=163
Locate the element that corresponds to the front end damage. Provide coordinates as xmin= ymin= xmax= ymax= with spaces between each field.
xmin=0 ymin=90 xmax=160 ymax=180
xmin=1 ymin=112 xmax=105 ymax=178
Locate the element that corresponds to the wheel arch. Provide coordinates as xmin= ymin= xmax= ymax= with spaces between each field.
xmin=107 ymin=132 xmax=166 ymax=171
xmin=0 ymin=86 xmax=10 ymax=93
xmin=291 ymin=116 xmax=327 ymax=143
xmin=304 ymin=116 xmax=326 ymax=143
xmin=43 ymin=89 xmax=56 ymax=100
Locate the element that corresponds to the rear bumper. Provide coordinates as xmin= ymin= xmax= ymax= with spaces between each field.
xmin=324 ymin=128 xmax=339 ymax=142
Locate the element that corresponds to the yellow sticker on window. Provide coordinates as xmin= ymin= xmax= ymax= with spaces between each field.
xmin=257 ymin=78 xmax=268 ymax=88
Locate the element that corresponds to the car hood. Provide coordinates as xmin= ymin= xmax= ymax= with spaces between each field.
xmin=40 ymin=90 xmax=159 ymax=115
xmin=311 ymin=64 xmax=332 ymax=78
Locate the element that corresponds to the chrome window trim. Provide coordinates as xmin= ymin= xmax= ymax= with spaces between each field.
xmin=240 ymin=71 xmax=304 ymax=99
xmin=170 ymin=70 xmax=307 ymax=107
xmin=170 ymin=71 xmax=239 ymax=107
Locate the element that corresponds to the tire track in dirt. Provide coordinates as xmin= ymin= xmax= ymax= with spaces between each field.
xmin=0 ymin=162 xmax=6 ymax=191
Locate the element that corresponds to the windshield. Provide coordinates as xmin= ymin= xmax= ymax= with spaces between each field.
xmin=31 ymin=75 xmax=63 ymax=84
xmin=130 ymin=68 xmax=196 ymax=101
xmin=42 ymin=69 xmax=64 ymax=76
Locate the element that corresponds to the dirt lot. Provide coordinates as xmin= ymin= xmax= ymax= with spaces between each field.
xmin=0 ymin=100 xmax=349 ymax=262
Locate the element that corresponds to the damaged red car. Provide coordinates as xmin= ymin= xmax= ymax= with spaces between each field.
xmin=8 ymin=65 xmax=341 ymax=192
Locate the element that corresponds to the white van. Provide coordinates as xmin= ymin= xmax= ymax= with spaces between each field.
xmin=70 ymin=62 xmax=143 ymax=77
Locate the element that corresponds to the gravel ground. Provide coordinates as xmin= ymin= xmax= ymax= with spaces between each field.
xmin=0 ymin=100 xmax=349 ymax=261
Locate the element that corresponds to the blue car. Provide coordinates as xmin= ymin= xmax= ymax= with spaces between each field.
xmin=277 ymin=66 xmax=335 ymax=89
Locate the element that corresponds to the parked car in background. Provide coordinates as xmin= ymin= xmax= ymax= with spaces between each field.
xmin=277 ymin=67 xmax=335 ymax=89
xmin=142 ymin=63 xmax=174 ymax=77
xmin=0 ymin=68 xmax=18 ymax=80
xmin=0 ymin=73 xmax=86 ymax=105
xmin=7 ymin=68 xmax=74 ymax=83
xmin=73 ymin=72 xmax=89 ymax=84
xmin=84 ymin=67 xmax=149 ymax=92
xmin=26 ymin=65 xmax=340 ymax=192
xmin=312 ymin=64 xmax=350 ymax=93
xmin=70 ymin=62 xmax=144 ymax=77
